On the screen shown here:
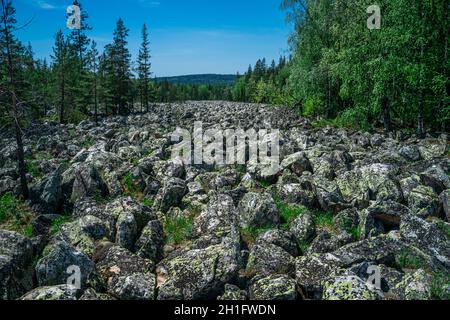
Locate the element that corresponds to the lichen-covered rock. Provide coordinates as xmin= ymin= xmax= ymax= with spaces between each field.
xmin=307 ymin=231 xmax=353 ymax=255
xmin=30 ymin=167 xmax=63 ymax=213
xmin=249 ymin=275 xmax=297 ymax=300
xmin=400 ymin=215 xmax=450 ymax=267
xmin=36 ymin=241 xmax=97 ymax=289
xmin=323 ymin=275 xmax=378 ymax=300
xmin=359 ymin=201 xmax=411 ymax=239
xmin=154 ymin=177 xmax=186 ymax=213
xmin=407 ymin=185 xmax=440 ymax=218
xmin=290 ymin=213 xmax=315 ymax=243
xmin=0 ymin=231 xmax=35 ymax=300
xmin=296 ymin=236 xmax=403 ymax=299
xmin=217 ymin=284 xmax=247 ymax=300
xmin=79 ymin=288 xmax=115 ymax=300
xmin=280 ymin=152 xmax=313 ymax=176
xmin=70 ymin=163 xmax=109 ymax=202
xmin=56 ymin=215 xmax=110 ymax=257
xmin=256 ymin=229 xmax=299 ymax=257
xmin=238 ymin=192 xmax=280 ymax=229
xmin=21 ymin=285 xmax=79 ymax=301
xmin=194 ymin=194 xmax=238 ymax=237
xmin=440 ymin=189 xmax=450 ymax=221
xmin=336 ymin=164 xmax=402 ymax=206
xmin=156 ymin=231 xmax=241 ymax=300
xmin=110 ymin=273 xmax=156 ymax=300
xmin=276 ymin=183 xmax=317 ymax=208
xmin=115 ymin=211 xmax=138 ymax=251
xmin=94 ymin=243 xmax=154 ymax=293
xmin=246 ymin=242 xmax=295 ymax=277
xmin=313 ymin=177 xmax=345 ymax=213
xmin=397 ymin=269 xmax=432 ymax=300
xmin=135 ymin=220 xmax=164 ymax=262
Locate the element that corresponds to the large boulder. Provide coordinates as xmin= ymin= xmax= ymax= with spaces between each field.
xmin=56 ymin=215 xmax=111 ymax=257
xmin=135 ymin=220 xmax=164 ymax=262
xmin=157 ymin=232 xmax=241 ymax=300
xmin=0 ymin=231 xmax=35 ymax=300
xmin=110 ymin=273 xmax=156 ymax=300
xmin=323 ymin=274 xmax=378 ymax=300
xmin=154 ymin=177 xmax=186 ymax=213
xmin=35 ymin=241 xmax=97 ymax=289
xmin=194 ymin=194 xmax=238 ymax=238
xmin=94 ymin=243 xmax=154 ymax=298
xmin=217 ymin=284 xmax=247 ymax=300
xmin=400 ymin=215 xmax=450 ymax=268
xmin=30 ymin=167 xmax=63 ymax=213
xmin=280 ymin=152 xmax=313 ymax=176
xmin=249 ymin=275 xmax=297 ymax=300
xmin=246 ymin=242 xmax=295 ymax=278
xmin=296 ymin=236 xmax=403 ymax=299
xmin=256 ymin=229 xmax=299 ymax=257
xmin=359 ymin=201 xmax=411 ymax=239
xmin=238 ymin=192 xmax=280 ymax=229
xmin=336 ymin=164 xmax=403 ymax=206
xmin=70 ymin=163 xmax=109 ymax=202
xmin=21 ymin=285 xmax=79 ymax=301
xmin=290 ymin=213 xmax=316 ymax=243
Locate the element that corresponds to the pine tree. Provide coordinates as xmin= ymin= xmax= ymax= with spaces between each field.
xmin=51 ymin=30 xmax=69 ymax=124
xmin=68 ymin=0 xmax=91 ymax=66
xmin=0 ymin=0 xmax=29 ymax=198
xmin=137 ymin=24 xmax=151 ymax=113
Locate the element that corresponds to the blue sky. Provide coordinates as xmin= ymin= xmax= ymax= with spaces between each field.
xmin=14 ymin=0 xmax=292 ymax=77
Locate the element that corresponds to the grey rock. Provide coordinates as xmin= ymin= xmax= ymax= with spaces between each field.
xmin=249 ymin=275 xmax=297 ymax=300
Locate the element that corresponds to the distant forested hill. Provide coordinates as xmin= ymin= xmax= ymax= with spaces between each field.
xmin=154 ymin=74 xmax=236 ymax=86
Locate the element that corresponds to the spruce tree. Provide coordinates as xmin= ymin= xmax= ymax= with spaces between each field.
xmin=137 ymin=24 xmax=151 ymax=113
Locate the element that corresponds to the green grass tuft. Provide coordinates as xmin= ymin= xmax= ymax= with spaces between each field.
xmin=240 ymin=225 xmax=274 ymax=244
xmin=0 ymin=193 xmax=34 ymax=237
xmin=50 ymin=216 xmax=72 ymax=235
xmin=312 ymin=211 xmax=334 ymax=230
xmin=274 ymin=196 xmax=305 ymax=230
xmin=142 ymin=198 xmax=154 ymax=207
xmin=163 ymin=215 xmax=194 ymax=245
xmin=430 ymin=271 xmax=450 ymax=300
xmin=396 ymin=248 xmax=426 ymax=270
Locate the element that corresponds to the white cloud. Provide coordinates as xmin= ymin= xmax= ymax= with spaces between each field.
xmin=36 ymin=1 xmax=56 ymax=10
xmin=138 ymin=0 xmax=161 ymax=8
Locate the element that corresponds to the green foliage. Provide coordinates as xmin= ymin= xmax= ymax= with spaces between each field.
xmin=26 ymin=161 xmax=43 ymax=180
xmin=142 ymin=198 xmax=154 ymax=207
xmin=82 ymin=137 xmax=96 ymax=149
xmin=163 ymin=215 xmax=194 ymax=245
xmin=430 ymin=272 xmax=450 ymax=300
xmin=274 ymin=197 xmax=305 ymax=230
xmin=436 ymin=220 xmax=450 ymax=239
xmin=312 ymin=211 xmax=334 ymax=230
xmin=50 ymin=215 xmax=72 ymax=235
xmin=396 ymin=248 xmax=426 ymax=270
xmin=349 ymin=225 xmax=361 ymax=241
xmin=240 ymin=225 xmax=274 ymax=244
xmin=0 ymin=193 xmax=34 ymax=237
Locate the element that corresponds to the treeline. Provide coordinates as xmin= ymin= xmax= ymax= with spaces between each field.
xmin=279 ymin=0 xmax=449 ymax=133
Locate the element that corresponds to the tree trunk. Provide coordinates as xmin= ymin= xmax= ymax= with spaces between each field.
xmin=381 ymin=96 xmax=391 ymax=132
xmin=417 ymin=94 xmax=425 ymax=138
xmin=60 ymin=70 xmax=65 ymax=124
